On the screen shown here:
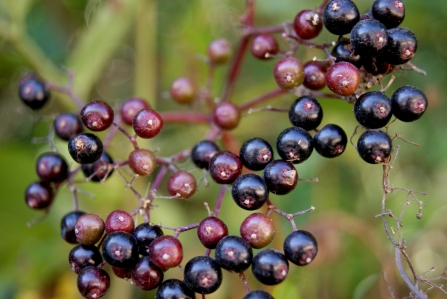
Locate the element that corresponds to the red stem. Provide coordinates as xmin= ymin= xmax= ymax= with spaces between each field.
xmin=160 ymin=111 xmax=212 ymax=124
xmin=239 ymin=88 xmax=288 ymax=111
xmin=212 ymin=185 xmax=227 ymax=217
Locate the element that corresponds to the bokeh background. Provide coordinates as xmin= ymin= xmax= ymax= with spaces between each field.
xmin=0 ymin=0 xmax=446 ymax=298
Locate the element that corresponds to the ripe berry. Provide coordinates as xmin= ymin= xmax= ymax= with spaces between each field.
xmin=167 ymin=170 xmax=197 ymax=199
xmin=288 ymin=96 xmax=323 ymax=130
xmin=325 ymin=61 xmax=360 ymax=96
xmin=77 ymin=266 xmax=110 ymax=299
xmin=208 ymin=39 xmax=232 ymax=64
xmin=170 ymin=77 xmax=196 ymax=104
xmin=25 ymin=181 xmax=53 ymax=210
xmin=61 ymin=211 xmax=86 ymax=243
xmin=68 ymin=133 xmax=103 ymax=164
xmin=105 ymin=210 xmax=135 ymax=234
xmin=240 ymin=213 xmax=275 ymax=249
xmin=155 ymin=279 xmax=196 ymax=299
xmin=191 ymin=140 xmax=220 ymax=170
xmin=75 ymin=214 xmax=105 ymax=245
xmin=350 ymin=19 xmax=388 ymax=57
xmin=372 ymin=0 xmax=405 ymax=29
xmin=69 ymin=244 xmax=103 ymax=274
xmin=313 ymin=124 xmax=347 ymax=158
xmin=380 ymin=27 xmax=417 ymax=65
xmin=213 ymin=101 xmax=241 ymax=130
xmin=120 ymin=97 xmax=150 ymax=126
xmin=303 ymin=61 xmax=327 ymax=90
xmin=354 ymin=91 xmax=392 ymax=129
xmin=273 ymin=57 xmax=305 ymax=90
xmin=391 ymin=85 xmax=428 ymax=122
xmin=111 ymin=266 xmax=132 ymax=280
xmin=231 ymin=173 xmax=269 ymax=210
xmin=183 ymin=256 xmax=223 ymax=294
xmin=54 ymin=113 xmax=83 ymax=141
xmin=331 ymin=39 xmax=362 ymax=68
xmin=239 ymin=137 xmax=273 ymax=171
xmin=133 ymin=223 xmax=164 ymax=255
xmin=209 ymin=150 xmax=242 ymax=184
xmin=251 ymin=249 xmax=289 ymax=285
xmin=276 ymin=127 xmax=314 ymax=164
xmin=102 ymin=231 xmax=139 ymax=268
xmin=149 ymin=235 xmax=183 ymax=270
xmin=323 ymin=0 xmax=360 ymax=35
xmin=293 ymin=10 xmax=323 ymax=40
xmin=263 ymin=160 xmax=298 ymax=195
xmin=214 ymin=235 xmax=253 ymax=272
xmin=128 ymin=148 xmax=156 ymax=176
xmin=357 ymin=129 xmax=392 ymax=164
xmin=80 ymin=100 xmax=114 ymax=132
xmin=243 ymin=290 xmax=275 ymax=299
xmin=132 ymin=108 xmax=163 ymax=138
xmin=131 ymin=256 xmax=164 ymax=290
xmin=81 ymin=151 xmax=114 ymax=182
xmin=283 ymin=230 xmax=318 ymax=266
xmin=197 ymin=216 xmax=229 ymax=249
xmin=36 ymin=152 xmax=69 ymax=184
xmin=18 ymin=74 xmax=50 ymax=110
xmin=250 ymin=34 xmax=279 ymax=60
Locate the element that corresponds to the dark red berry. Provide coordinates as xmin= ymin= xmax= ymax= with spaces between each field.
xmin=131 ymin=256 xmax=164 ymax=290
xmin=263 ymin=160 xmax=298 ymax=195
xmin=54 ymin=113 xmax=83 ymax=141
xmin=80 ymin=100 xmax=114 ymax=132
xmin=362 ymin=57 xmax=393 ymax=75
xmin=380 ymin=27 xmax=417 ymax=65
xmin=276 ymin=127 xmax=314 ymax=164
xmin=273 ymin=57 xmax=305 ymax=90
xmin=132 ymin=108 xmax=163 ymax=138
xmin=283 ymin=230 xmax=318 ymax=266
xmin=155 ymin=279 xmax=196 ymax=299
xmin=303 ymin=61 xmax=327 ymax=90
xmin=251 ymin=249 xmax=289 ymax=285
xmin=25 ymin=181 xmax=54 ymax=210
xmin=288 ymin=96 xmax=323 ymax=130
xmin=313 ymin=124 xmax=347 ymax=158
xmin=357 ymin=129 xmax=392 ymax=164
xmin=372 ymin=0 xmax=405 ymax=29
xmin=231 ymin=174 xmax=269 ymax=211
xmin=77 ymin=266 xmax=110 ymax=299
xmin=293 ymin=10 xmax=323 ymax=40
xmin=213 ymin=101 xmax=241 ymax=130
xmin=18 ymin=74 xmax=50 ymax=110
xmin=68 ymin=133 xmax=103 ymax=164
xmin=240 ymin=213 xmax=275 ymax=249
xmin=170 ymin=77 xmax=196 ymax=104
xmin=325 ymin=61 xmax=360 ymax=96
xmin=101 ymin=231 xmax=139 ymax=268
xmin=250 ymin=34 xmax=279 ymax=60
xmin=111 ymin=266 xmax=132 ymax=280
xmin=350 ymin=19 xmax=388 ymax=57
xmin=197 ymin=216 xmax=229 ymax=249
xmin=75 ymin=214 xmax=105 ymax=245
xmin=120 ymin=97 xmax=150 ymax=126
xmin=354 ymin=91 xmax=392 ymax=129
xmin=331 ymin=39 xmax=362 ymax=68
xmin=61 ymin=211 xmax=86 ymax=243
xmin=239 ymin=137 xmax=274 ymax=171
xmin=209 ymin=150 xmax=242 ymax=184
xmin=183 ymin=256 xmax=223 ymax=294
xmin=81 ymin=151 xmax=114 ymax=182
xmin=243 ymin=290 xmax=275 ymax=299
xmin=128 ymin=148 xmax=156 ymax=176
xmin=391 ymin=85 xmax=427 ymax=122
xmin=208 ymin=39 xmax=232 ymax=64
xmin=149 ymin=235 xmax=183 ymax=270
xmin=191 ymin=140 xmax=220 ymax=170
xmin=167 ymin=170 xmax=197 ymax=199
xmin=36 ymin=152 xmax=69 ymax=183
xmin=69 ymin=244 xmax=103 ymax=274
xmin=105 ymin=210 xmax=134 ymax=234
xmin=133 ymin=223 xmax=164 ymax=255
xmin=323 ymin=0 xmax=360 ymax=35
xmin=214 ymin=235 xmax=253 ymax=272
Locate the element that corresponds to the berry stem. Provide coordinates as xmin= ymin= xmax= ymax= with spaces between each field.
xmin=159 ymin=111 xmax=212 ymax=124
xmin=46 ymin=71 xmax=85 ymax=110
xmin=142 ymin=165 xmax=168 ymax=222
xmin=245 ymin=25 xmax=284 ymax=36
xmin=239 ymin=272 xmax=251 ymax=293
xmin=239 ymin=88 xmax=288 ymax=111
xmin=112 ymin=122 xmax=139 ymax=149
xmin=212 ymin=185 xmax=227 ymax=217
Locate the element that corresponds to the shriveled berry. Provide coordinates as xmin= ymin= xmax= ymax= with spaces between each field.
xmin=303 ymin=61 xmax=327 ymax=90
xmin=313 ymin=124 xmax=347 ymax=158
xmin=102 ymin=231 xmax=138 ymax=268
xmin=251 ymin=34 xmax=279 ymax=60
xmin=77 ymin=266 xmax=110 ymax=299
xmin=372 ymin=0 xmax=405 ymax=29
xmin=323 ymin=0 xmax=360 ymax=35
xmin=80 ymin=100 xmax=114 ymax=132
xmin=288 ymin=96 xmax=323 ymax=130
xmin=128 ymin=148 xmax=156 ymax=176
xmin=209 ymin=150 xmax=242 ymax=184
xmin=18 ymin=74 xmax=50 ymax=110
xmin=239 ymin=137 xmax=273 ymax=171
xmin=276 ymin=127 xmax=314 ymax=164
xmin=120 ymin=97 xmax=150 ymax=126
xmin=133 ymin=223 xmax=164 ymax=255
xmin=325 ymin=61 xmax=360 ymax=96
xmin=283 ymin=230 xmax=318 ymax=266
xmin=191 ymin=140 xmax=220 ymax=170
xmin=131 ymin=256 xmax=164 ymax=290
xmin=61 ymin=211 xmax=86 ymax=243
xmin=105 ymin=210 xmax=134 ymax=234
xmin=350 ymin=19 xmax=388 ymax=57
xmin=214 ymin=236 xmax=253 ymax=272
xmin=75 ymin=214 xmax=105 ymax=245
xmin=132 ymin=108 xmax=163 ymax=139
xmin=240 ymin=213 xmax=275 ymax=249
xmin=36 ymin=152 xmax=69 ymax=183
xmin=68 ymin=133 xmax=103 ymax=164
xmin=391 ymin=85 xmax=427 ymax=122
xmin=213 ymin=101 xmax=241 ymax=130
xmin=231 ymin=174 xmax=269 ymax=211
xmin=197 ymin=216 xmax=228 ymax=249
xmin=208 ymin=39 xmax=232 ymax=64
xmin=263 ymin=160 xmax=298 ymax=195
xmin=155 ymin=279 xmax=196 ymax=299
xmin=25 ymin=181 xmax=53 ymax=210
xmin=149 ymin=235 xmax=183 ymax=270
xmin=170 ymin=77 xmax=196 ymax=104
xmin=54 ymin=113 xmax=83 ymax=141
xmin=183 ymin=256 xmax=223 ymax=294
xmin=251 ymin=249 xmax=289 ymax=285
xmin=357 ymin=129 xmax=392 ymax=164
xmin=293 ymin=10 xmax=323 ymax=40
xmin=69 ymin=244 xmax=103 ymax=274
xmin=354 ymin=91 xmax=392 ymax=129
xmin=81 ymin=151 xmax=114 ymax=182
xmin=167 ymin=170 xmax=197 ymax=199
xmin=273 ymin=57 xmax=305 ymax=89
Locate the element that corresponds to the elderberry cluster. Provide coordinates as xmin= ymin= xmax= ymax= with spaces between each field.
xmin=19 ymin=0 xmax=429 ymax=298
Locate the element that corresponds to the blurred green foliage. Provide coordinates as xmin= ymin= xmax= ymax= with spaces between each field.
xmin=0 ymin=0 xmax=446 ymax=298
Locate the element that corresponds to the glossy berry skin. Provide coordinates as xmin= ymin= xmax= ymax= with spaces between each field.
xmin=325 ymin=62 xmax=360 ymax=96
xmin=303 ymin=61 xmax=326 ymax=90
xmin=350 ymin=19 xmax=388 ymax=57
xmin=283 ymin=230 xmax=318 ymax=266
xmin=239 ymin=137 xmax=273 ymax=171
xmin=133 ymin=223 xmax=164 ymax=255
xmin=105 ymin=210 xmax=134 ymax=234
xmin=288 ymin=96 xmax=323 ymax=130
xmin=391 ymin=85 xmax=428 ymax=122
xmin=380 ymin=27 xmax=417 ymax=65
xmin=25 ymin=181 xmax=53 ymax=210
xmin=354 ymin=91 xmax=392 ymax=129
xmin=131 ymin=256 xmax=164 ymax=290
xmin=331 ymin=39 xmax=362 ymax=68
xmin=81 ymin=151 xmax=114 ymax=182
xmin=149 ymin=235 xmax=183 ymax=270
xmin=167 ymin=170 xmax=196 ymax=199
xmin=197 ymin=216 xmax=228 ymax=249
xmin=231 ymin=174 xmax=269 ymax=211
xmin=183 ymin=256 xmax=223 ymax=294
xmin=128 ymin=148 xmax=155 ymax=176
xmin=69 ymin=244 xmax=103 ymax=274
xmin=208 ymin=39 xmax=232 ymax=64
xmin=54 ymin=113 xmax=83 ymax=141
xmin=18 ymin=74 xmax=50 ymax=110
xmin=155 ymin=279 xmax=196 ymax=299
xmin=323 ymin=0 xmax=360 ymax=35
xmin=120 ymin=97 xmax=150 ymax=126
xmin=240 ymin=213 xmax=276 ymax=249
xmin=273 ymin=57 xmax=305 ymax=90
xmin=214 ymin=236 xmax=253 ymax=272
xmin=276 ymin=127 xmax=314 ymax=164
xmin=313 ymin=124 xmax=347 ymax=158
xmin=250 ymin=34 xmax=279 ymax=60
xmin=293 ymin=10 xmax=323 ymax=40
xmin=61 ymin=211 xmax=86 ymax=243
xmin=251 ymin=249 xmax=289 ymax=286
xmin=77 ymin=266 xmax=110 ymax=299
xmin=263 ymin=160 xmax=298 ymax=195
xmin=242 ymin=290 xmax=275 ymax=299
xmin=357 ymin=130 xmax=392 ymax=164
xmin=102 ymin=231 xmax=139 ymax=268
xmin=132 ymin=108 xmax=163 ymax=138
xmin=111 ymin=266 xmax=132 ymax=280
xmin=36 ymin=152 xmax=69 ymax=184
xmin=372 ymin=0 xmax=405 ymax=29
xmin=191 ymin=140 xmax=219 ymax=170
xmin=170 ymin=77 xmax=196 ymax=104
xmin=209 ymin=150 xmax=242 ymax=184
xmin=213 ymin=102 xmax=241 ymax=130
xmin=68 ymin=133 xmax=103 ymax=164
xmin=75 ymin=214 xmax=105 ymax=245
xmin=80 ymin=100 xmax=114 ymax=132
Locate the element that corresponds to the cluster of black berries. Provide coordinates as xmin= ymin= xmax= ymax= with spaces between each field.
xmin=19 ymin=0 xmax=429 ymax=298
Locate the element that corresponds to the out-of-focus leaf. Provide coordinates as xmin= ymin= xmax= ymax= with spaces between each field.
xmin=352 ymin=274 xmax=378 ymax=299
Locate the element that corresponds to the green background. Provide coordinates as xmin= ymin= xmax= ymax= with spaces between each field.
xmin=0 ymin=0 xmax=446 ymax=298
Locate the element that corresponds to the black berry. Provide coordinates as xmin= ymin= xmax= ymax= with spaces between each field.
xmin=231 ymin=173 xmax=269 ymax=210
xmin=68 ymin=133 xmax=103 ymax=164
xmin=283 ymin=230 xmax=318 ymax=266
xmin=18 ymin=74 xmax=50 ymax=110
xmin=313 ymin=124 xmax=347 ymax=158
xmin=372 ymin=0 xmax=405 ymax=29
xmin=36 ymin=152 xmax=69 ymax=183
xmin=263 ymin=160 xmax=298 ymax=195
xmin=251 ymin=249 xmax=289 ymax=285
xmin=61 ymin=211 xmax=86 ymax=243
xmin=350 ymin=19 xmax=388 ymax=57
xmin=131 ymin=256 xmax=164 ymax=290
xmin=354 ymin=91 xmax=392 ymax=129
xmin=155 ymin=279 xmax=196 ymax=299
xmin=391 ymin=85 xmax=428 ymax=122
xmin=80 ymin=100 xmax=114 ymax=132
xmin=323 ymin=0 xmax=360 ymax=35
xmin=25 ymin=181 xmax=54 ymax=210
xmin=183 ymin=256 xmax=223 ymax=294
xmin=191 ymin=140 xmax=220 ymax=170
xmin=81 ymin=151 xmax=114 ymax=182
xmin=69 ymin=244 xmax=103 ymax=274
xmin=380 ymin=27 xmax=417 ymax=65
xmin=209 ymin=150 xmax=242 ymax=184
xmin=276 ymin=127 xmax=314 ymax=164
xmin=215 ymin=235 xmax=253 ymax=272
xmin=133 ymin=223 xmax=164 ymax=255
xmin=357 ymin=129 xmax=392 ymax=164
xmin=77 ymin=266 xmax=110 ymax=299
xmin=239 ymin=137 xmax=273 ymax=171
xmin=54 ymin=113 xmax=83 ymax=141
xmin=288 ymin=96 xmax=323 ymax=130
xmin=101 ymin=231 xmax=139 ymax=268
